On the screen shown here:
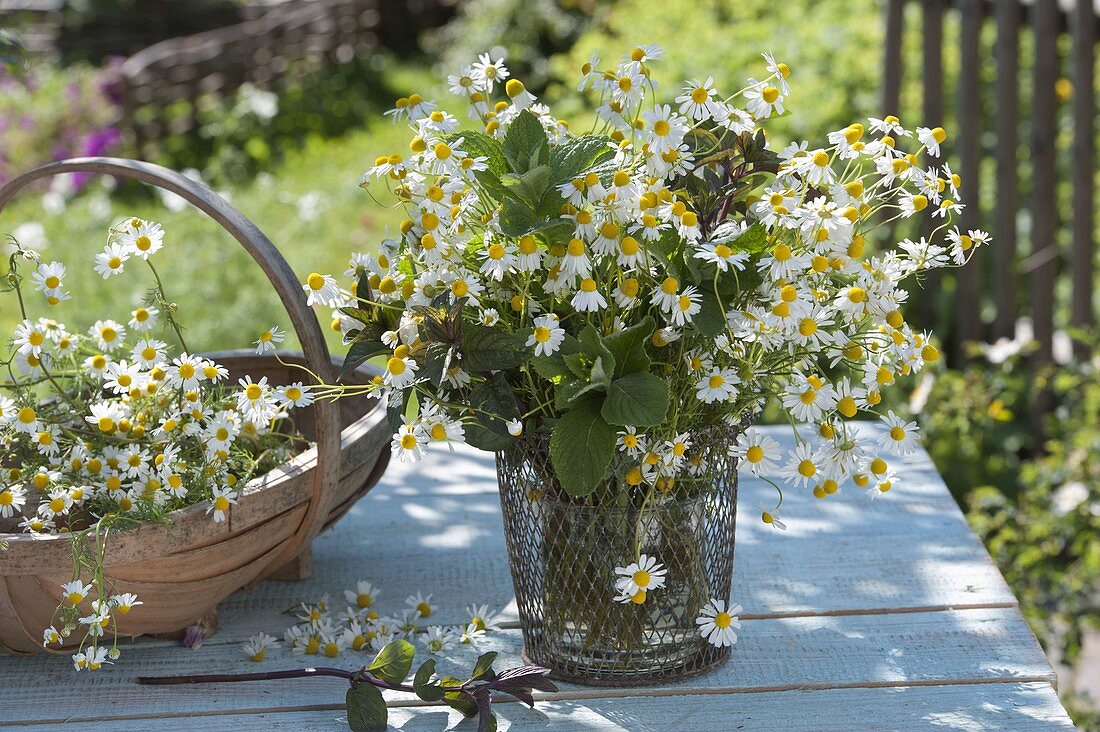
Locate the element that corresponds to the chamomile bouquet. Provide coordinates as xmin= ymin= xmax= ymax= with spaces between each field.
xmin=316 ymin=46 xmax=985 ymax=513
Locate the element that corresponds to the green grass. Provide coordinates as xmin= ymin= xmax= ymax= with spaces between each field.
xmin=0 ymin=65 xmax=441 ymax=357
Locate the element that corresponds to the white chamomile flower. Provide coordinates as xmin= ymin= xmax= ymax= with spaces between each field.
xmin=93 ymin=242 xmax=130 ymax=278
xmin=12 ymin=319 xmax=49 ymax=357
xmin=121 ymin=220 xmax=165 ymax=259
xmin=465 ymin=604 xmax=502 ymax=633
xmin=730 ymin=429 xmax=780 ymax=477
xmin=0 ymin=485 xmax=27 ymax=518
xmin=61 ymin=580 xmax=93 ymax=607
xmin=72 ymin=646 xmax=111 ymax=671
xmin=696 ymin=598 xmax=742 ymax=647
xmin=344 ymin=580 xmax=379 ymax=610
xmin=254 ymin=325 xmax=285 ymax=354
xmin=758 ymin=502 xmax=787 ymax=530
xmin=278 ymin=382 xmax=314 ymax=408
xmin=916 ymin=126 xmax=946 ymax=158
xmin=31 ymin=260 xmax=66 ymax=298
xmin=90 ymin=319 xmax=125 ymax=351
xmin=303 ymin=272 xmax=345 ymax=308
xmin=392 ymin=422 xmax=427 ymax=463
xmin=110 ymin=593 xmax=142 ymax=614
xmin=420 ymin=625 xmax=455 ymax=655
xmin=506 ymin=418 xmax=523 ymax=437
xmin=243 ymin=632 xmax=279 ymax=662
xmin=696 ymin=368 xmax=740 ymax=404
xmin=406 ymin=592 xmax=433 ymax=618
xmin=207 ymin=486 xmax=237 ymax=522
xmin=676 ymin=77 xmax=722 ymax=121
xmin=695 ymin=239 xmax=750 ymax=272
xmin=527 ymin=314 xmax=565 ymax=357
xmin=613 ymin=554 xmax=667 ymax=604
xmin=878 ymin=410 xmax=921 ymax=455
xmin=617 ymin=427 xmax=646 ymax=456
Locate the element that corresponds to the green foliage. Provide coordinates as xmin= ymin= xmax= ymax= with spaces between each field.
xmin=906 ymin=338 xmax=1100 ymax=722
xmin=549 ymin=398 xmax=616 ymax=496
xmin=154 ymin=55 xmax=402 ymax=186
xmin=346 ymin=680 xmax=387 ymax=732
xmin=366 ymin=638 xmax=415 ymax=683
xmin=423 ymin=0 xmax=600 ymax=92
xmin=550 ymin=0 xmax=884 ymax=145
xmin=341 ymin=639 xmax=555 ymax=731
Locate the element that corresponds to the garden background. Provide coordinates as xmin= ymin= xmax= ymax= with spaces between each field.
xmin=1 ymin=0 xmax=1098 ymax=726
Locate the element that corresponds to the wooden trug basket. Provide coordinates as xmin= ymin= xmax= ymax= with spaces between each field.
xmin=0 ymin=158 xmax=391 ymax=655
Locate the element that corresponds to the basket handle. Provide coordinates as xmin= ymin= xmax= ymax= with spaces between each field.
xmin=0 ymin=157 xmax=342 ymax=568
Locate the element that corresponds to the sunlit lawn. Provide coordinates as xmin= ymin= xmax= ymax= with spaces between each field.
xmin=0 ymin=65 xmax=442 ymax=356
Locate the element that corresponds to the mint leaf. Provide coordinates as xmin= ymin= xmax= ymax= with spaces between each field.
xmin=346 ymin=680 xmax=387 ymax=732
xmin=731 ymin=222 xmax=769 ymax=253
xmin=603 ymin=316 xmax=655 ymax=376
xmin=461 ymin=325 xmax=529 ymax=373
xmin=693 ymin=290 xmax=728 ymax=337
xmin=367 ymin=639 xmax=415 ymax=683
xmin=550 ymin=399 xmax=616 ymax=496
xmin=413 ymin=659 xmax=444 ymax=702
xmin=550 ymin=135 xmax=616 ymax=184
xmin=503 ymin=110 xmax=549 ymax=173
xmin=451 ymin=130 xmax=507 ymax=176
xmin=602 ymin=373 xmax=670 ymax=427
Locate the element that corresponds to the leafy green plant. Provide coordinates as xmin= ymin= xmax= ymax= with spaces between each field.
xmin=140 ymin=639 xmax=557 ymax=732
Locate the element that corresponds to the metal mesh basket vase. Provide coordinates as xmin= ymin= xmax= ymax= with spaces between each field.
xmin=496 ymin=425 xmax=739 ymax=685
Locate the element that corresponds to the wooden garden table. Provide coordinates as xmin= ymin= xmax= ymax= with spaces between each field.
xmin=0 ymin=424 xmax=1076 ymax=730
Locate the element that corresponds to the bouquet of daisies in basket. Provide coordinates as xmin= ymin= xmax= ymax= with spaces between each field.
xmin=1 ymin=221 xmax=308 ymax=668
xmin=311 ymin=47 xmax=985 ymax=622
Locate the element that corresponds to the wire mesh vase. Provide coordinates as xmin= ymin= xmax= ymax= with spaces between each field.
xmin=495 ymin=425 xmax=739 ymax=685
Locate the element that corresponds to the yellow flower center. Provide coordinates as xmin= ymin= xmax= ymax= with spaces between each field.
xmin=245 ymin=384 xmax=262 ymax=401
xmin=708 ymin=374 xmax=725 ymax=389
xmin=837 ymin=396 xmax=858 ymax=418
xmin=714 ymin=611 xmax=732 ymax=629
xmin=798 ymin=459 xmax=816 ymax=478
xmin=136 ymin=235 xmax=152 ymax=251
xmin=798 ymin=318 xmax=818 ymax=337
xmin=386 ymin=357 xmax=406 ymax=376
xmin=660 ymin=277 xmax=679 ymax=295
xmin=580 ymin=278 xmax=597 ymax=293
xmin=691 ymin=87 xmax=709 ymax=104
xmin=213 ymin=496 xmax=230 ymax=511
xmin=45 ymin=275 xmax=60 ymax=288
xmin=762 ymin=86 xmax=779 ymax=103
xmin=400 ymin=433 xmax=418 ymax=450
xmin=18 ymin=406 xmax=36 ymax=424
xmin=890 ymin=426 xmax=906 ymax=441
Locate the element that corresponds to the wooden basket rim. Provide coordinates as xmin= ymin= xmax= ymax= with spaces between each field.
xmin=0 ymin=158 xmax=345 ymax=571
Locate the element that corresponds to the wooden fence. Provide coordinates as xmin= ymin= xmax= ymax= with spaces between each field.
xmin=884 ymin=0 xmax=1097 ymax=363
xmin=118 ymin=0 xmax=382 ymax=157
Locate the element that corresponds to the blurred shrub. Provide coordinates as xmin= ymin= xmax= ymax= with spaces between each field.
xmin=147 ymin=55 xmax=399 ymax=186
xmin=0 ymin=61 xmax=121 ymax=189
xmin=548 ymin=0 xmax=883 ymax=145
xmin=963 ymin=341 xmax=1100 ymax=668
xmin=907 ymin=336 xmax=1100 ymax=715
